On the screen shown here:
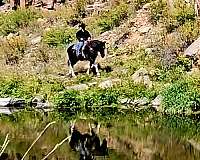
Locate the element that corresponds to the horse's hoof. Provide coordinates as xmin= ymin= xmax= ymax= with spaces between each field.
xmin=97 ymin=73 xmax=100 ymax=77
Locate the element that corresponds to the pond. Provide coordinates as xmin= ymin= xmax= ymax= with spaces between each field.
xmin=0 ymin=110 xmax=200 ymax=160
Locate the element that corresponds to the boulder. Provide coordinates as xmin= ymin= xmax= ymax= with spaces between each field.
xmin=151 ymin=95 xmax=162 ymax=111
xmin=98 ymin=80 xmax=113 ymax=89
xmin=120 ymin=98 xmax=131 ymax=104
xmin=184 ymin=36 xmax=200 ymax=57
xmin=0 ymin=98 xmax=25 ymax=109
xmin=31 ymin=36 xmax=42 ymax=45
xmin=131 ymin=97 xmax=149 ymax=106
xmin=98 ymin=78 xmax=121 ymax=89
xmin=131 ymin=68 xmax=152 ymax=88
xmin=138 ymin=26 xmax=151 ymax=34
xmin=0 ymin=98 xmax=12 ymax=107
xmin=88 ymin=82 xmax=98 ymax=87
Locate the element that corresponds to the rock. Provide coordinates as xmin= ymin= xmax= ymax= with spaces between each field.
xmin=138 ymin=26 xmax=151 ymax=34
xmin=0 ymin=98 xmax=25 ymax=109
xmin=98 ymin=78 xmax=121 ymax=89
xmin=98 ymin=80 xmax=113 ymax=89
xmin=7 ymin=33 xmax=15 ymax=39
xmin=67 ymin=84 xmax=89 ymax=91
xmin=184 ymin=36 xmax=200 ymax=57
xmin=88 ymin=82 xmax=97 ymax=87
xmin=13 ymin=99 xmax=26 ymax=108
xmin=151 ymin=95 xmax=162 ymax=111
xmin=31 ymin=96 xmax=45 ymax=107
xmin=111 ymin=78 xmax=121 ymax=84
xmin=120 ymin=98 xmax=131 ymax=104
xmin=31 ymin=36 xmax=42 ymax=45
xmin=131 ymin=97 xmax=149 ymax=106
xmin=188 ymin=139 xmax=200 ymax=151
xmin=145 ymin=48 xmax=153 ymax=54
xmin=131 ymin=68 xmax=152 ymax=88
xmin=0 ymin=98 xmax=12 ymax=107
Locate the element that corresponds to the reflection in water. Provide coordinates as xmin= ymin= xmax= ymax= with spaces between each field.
xmin=0 ymin=112 xmax=200 ymax=160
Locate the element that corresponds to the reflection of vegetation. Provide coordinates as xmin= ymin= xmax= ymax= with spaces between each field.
xmin=1 ymin=110 xmax=200 ymax=159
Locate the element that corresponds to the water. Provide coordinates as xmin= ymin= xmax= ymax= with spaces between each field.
xmin=0 ymin=111 xmax=200 ymax=160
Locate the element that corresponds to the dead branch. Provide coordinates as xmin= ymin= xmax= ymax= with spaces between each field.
xmin=0 ymin=134 xmax=9 ymax=156
xmin=21 ymin=121 xmax=56 ymax=160
xmin=41 ymin=136 xmax=71 ymax=160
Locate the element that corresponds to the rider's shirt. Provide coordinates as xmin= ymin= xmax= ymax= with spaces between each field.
xmin=76 ymin=29 xmax=91 ymax=41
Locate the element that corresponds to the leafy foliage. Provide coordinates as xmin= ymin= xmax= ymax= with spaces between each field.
xmin=0 ymin=9 xmax=41 ymax=36
xmin=150 ymin=0 xmax=167 ymax=24
xmin=42 ymin=27 xmax=76 ymax=47
xmin=162 ymin=78 xmax=200 ymax=115
xmin=97 ymin=3 xmax=129 ymax=33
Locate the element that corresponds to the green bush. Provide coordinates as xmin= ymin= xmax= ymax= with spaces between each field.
xmin=42 ymin=27 xmax=76 ymax=47
xmin=53 ymin=88 xmax=120 ymax=118
xmin=0 ymin=78 xmax=33 ymax=100
xmin=150 ymin=0 xmax=196 ymax=32
xmin=150 ymin=0 xmax=167 ymax=24
xmin=177 ymin=20 xmax=200 ymax=46
xmin=0 ymin=9 xmax=41 ymax=36
xmin=74 ymin=0 xmax=88 ymax=18
xmin=161 ymin=78 xmax=200 ymax=115
xmin=97 ymin=3 xmax=129 ymax=33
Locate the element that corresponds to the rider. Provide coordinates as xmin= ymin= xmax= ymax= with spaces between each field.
xmin=76 ymin=23 xmax=91 ymax=58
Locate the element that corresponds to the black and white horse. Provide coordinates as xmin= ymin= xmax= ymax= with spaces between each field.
xmin=67 ymin=40 xmax=107 ymax=77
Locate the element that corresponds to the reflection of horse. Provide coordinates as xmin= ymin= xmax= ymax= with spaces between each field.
xmin=69 ymin=122 xmax=108 ymax=160
xmin=67 ymin=40 xmax=107 ymax=77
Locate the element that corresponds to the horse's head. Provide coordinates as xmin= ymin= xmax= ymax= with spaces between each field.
xmin=99 ymin=41 xmax=107 ymax=58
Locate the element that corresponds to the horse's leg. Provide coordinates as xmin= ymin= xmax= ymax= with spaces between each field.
xmin=86 ymin=61 xmax=91 ymax=75
xmin=68 ymin=60 xmax=76 ymax=77
xmin=94 ymin=63 xmax=100 ymax=77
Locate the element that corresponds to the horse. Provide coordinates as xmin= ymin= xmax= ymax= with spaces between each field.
xmin=67 ymin=40 xmax=107 ymax=77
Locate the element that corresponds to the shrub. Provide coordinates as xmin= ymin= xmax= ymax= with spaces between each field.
xmin=0 ymin=9 xmax=41 ymax=36
xmin=0 ymin=78 xmax=33 ymax=100
xmin=150 ymin=0 xmax=167 ymax=24
xmin=97 ymin=3 xmax=129 ymax=33
xmin=54 ymin=90 xmax=82 ymax=111
xmin=153 ymin=67 xmax=185 ymax=83
xmin=161 ymin=78 xmax=200 ymax=115
xmin=53 ymin=88 xmax=120 ymax=118
xmin=42 ymin=27 xmax=76 ymax=47
xmin=74 ymin=0 xmax=88 ymax=18
xmin=150 ymin=0 xmax=196 ymax=33
xmin=0 ymin=35 xmax=27 ymax=64
xmin=177 ymin=20 xmax=200 ymax=47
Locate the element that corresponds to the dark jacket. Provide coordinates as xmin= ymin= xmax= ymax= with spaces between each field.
xmin=76 ymin=29 xmax=91 ymax=41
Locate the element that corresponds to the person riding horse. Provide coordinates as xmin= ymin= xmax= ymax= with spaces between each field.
xmin=75 ymin=23 xmax=91 ymax=59
xmin=67 ymin=23 xmax=107 ymax=77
